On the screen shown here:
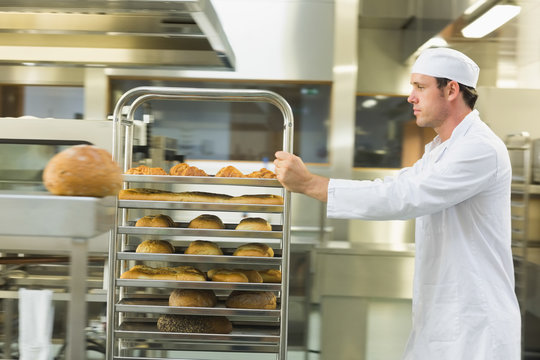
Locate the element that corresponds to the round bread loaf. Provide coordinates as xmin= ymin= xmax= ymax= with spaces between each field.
xmin=157 ymin=314 xmax=232 ymax=334
xmin=215 ymin=165 xmax=244 ymax=178
xmin=136 ymin=240 xmax=175 ymax=254
xmin=42 ymin=145 xmax=122 ymax=197
xmin=188 ymin=214 xmax=225 ymax=229
xmin=235 ymin=217 xmax=272 ymax=231
xmin=258 ymin=269 xmax=282 ymax=283
xmin=236 ymin=269 xmax=263 ymax=283
xmin=233 ymin=243 xmax=274 ymax=257
xmin=169 ymin=289 xmax=217 ymax=307
xmin=208 ymin=268 xmax=249 ymax=283
xmin=185 ymin=240 xmax=223 ymax=255
xmin=225 ymin=291 xmax=277 ymax=309
xmin=135 ymin=214 xmax=175 ymax=227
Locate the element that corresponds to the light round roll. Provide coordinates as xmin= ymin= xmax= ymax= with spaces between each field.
xmin=136 ymin=240 xmax=175 ymax=254
xmin=188 ymin=214 xmax=225 ymax=229
xmin=225 ymin=291 xmax=277 ymax=309
xmin=169 ymin=289 xmax=217 ymax=307
xmin=235 ymin=217 xmax=272 ymax=231
xmin=135 ymin=214 xmax=175 ymax=227
xmin=42 ymin=145 xmax=122 ymax=197
xmin=233 ymin=243 xmax=274 ymax=257
xmin=208 ymin=268 xmax=249 ymax=283
xmin=185 ymin=240 xmax=223 ymax=255
xmin=258 ymin=269 xmax=282 ymax=283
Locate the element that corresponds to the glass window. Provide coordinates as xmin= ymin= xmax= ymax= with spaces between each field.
xmin=354 ymin=95 xmax=414 ymax=168
xmin=109 ymin=79 xmax=331 ymax=164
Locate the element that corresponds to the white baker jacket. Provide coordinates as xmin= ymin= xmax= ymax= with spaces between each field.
xmin=327 ymin=110 xmax=521 ymax=360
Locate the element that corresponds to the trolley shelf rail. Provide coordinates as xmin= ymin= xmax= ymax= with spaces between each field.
xmin=107 ymin=86 xmax=293 ymax=360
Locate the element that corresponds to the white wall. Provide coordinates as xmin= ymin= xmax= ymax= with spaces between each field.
xmin=477 ymin=87 xmax=540 ymax=140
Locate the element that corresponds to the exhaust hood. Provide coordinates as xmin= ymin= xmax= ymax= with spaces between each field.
xmin=0 ymin=0 xmax=235 ymax=70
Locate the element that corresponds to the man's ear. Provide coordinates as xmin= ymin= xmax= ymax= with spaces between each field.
xmin=447 ymin=80 xmax=460 ymax=100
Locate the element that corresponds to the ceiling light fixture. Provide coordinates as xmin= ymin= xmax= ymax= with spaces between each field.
xmin=461 ymin=4 xmax=521 ymax=38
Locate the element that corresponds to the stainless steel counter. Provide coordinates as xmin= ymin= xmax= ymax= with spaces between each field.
xmin=0 ymin=191 xmax=115 ymax=360
xmin=314 ymin=241 xmax=415 ymax=360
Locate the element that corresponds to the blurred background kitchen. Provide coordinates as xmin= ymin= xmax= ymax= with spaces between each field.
xmin=0 ymin=0 xmax=539 ymax=359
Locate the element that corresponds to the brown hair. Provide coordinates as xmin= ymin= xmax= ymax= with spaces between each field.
xmin=436 ymin=77 xmax=478 ymax=109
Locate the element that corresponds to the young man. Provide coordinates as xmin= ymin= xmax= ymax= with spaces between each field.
xmin=274 ymin=48 xmax=521 ymax=360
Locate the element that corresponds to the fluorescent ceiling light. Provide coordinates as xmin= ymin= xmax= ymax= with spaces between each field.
xmin=461 ymin=4 xmax=521 ymax=38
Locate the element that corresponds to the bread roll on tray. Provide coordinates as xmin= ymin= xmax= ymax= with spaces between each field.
xmin=136 ymin=240 xmax=175 ymax=254
xmin=185 ymin=240 xmax=223 ymax=255
xmin=135 ymin=214 xmax=175 ymax=227
xmin=207 ymin=269 xmax=248 ymax=283
xmin=245 ymin=168 xmax=277 ymax=179
xmin=235 ymin=217 xmax=272 ymax=231
xmin=126 ymin=165 xmax=167 ymax=175
xmin=188 ymin=214 xmax=225 ymax=229
xmin=120 ymin=265 xmax=206 ymax=281
xmin=225 ymin=291 xmax=277 ymax=309
xmin=157 ymin=314 xmax=232 ymax=334
xmin=169 ymin=289 xmax=217 ymax=307
xmin=233 ymin=243 xmax=274 ymax=257
xmin=208 ymin=268 xmax=262 ymax=283
xmin=258 ymin=269 xmax=282 ymax=283
xmin=215 ymin=165 xmax=244 ymax=178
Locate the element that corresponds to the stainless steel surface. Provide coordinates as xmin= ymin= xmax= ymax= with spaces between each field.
xmin=0 ymin=192 xmax=115 ymax=360
xmin=1 ymin=117 xmax=113 ymax=152
xmin=0 ymin=192 xmax=115 ymax=238
xmin=107 ymin=87 xmax=293 ymax=359
xmin=315 ymin=242 xmax=415 ymax=360
xmin=118 ymin=225 xmax=283 ymax=239
xmin=124 ymin=174 xmax=282 ymax=187
xmin=315 ymin=242 xmax=415 ymax=299
xmin=118 ymin=199 xmax=284 ymax=213
xmin=328 ymin=0 xmax=359 ymax=241
xmin=117 ymin=252 xmax=282 ymax=266
xmin=116 ymin=279 xmax=281 ymax=292
xmin=0 ymin=0 xmax=235 ymax=69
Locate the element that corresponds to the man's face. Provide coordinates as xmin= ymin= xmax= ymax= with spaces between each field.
xmin=407 ymin=73 xmax=449 ymax=129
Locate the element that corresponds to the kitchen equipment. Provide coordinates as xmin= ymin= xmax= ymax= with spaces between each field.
xmin=106 ymin=86 xmax=293 ymax=359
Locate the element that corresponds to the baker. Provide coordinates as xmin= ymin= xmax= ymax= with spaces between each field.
xmin=274 ymin=47 xmax=521 ymax=360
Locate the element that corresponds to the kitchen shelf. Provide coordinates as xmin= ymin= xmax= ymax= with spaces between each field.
xmin=107 ymin=86 xmax=293 ymax=360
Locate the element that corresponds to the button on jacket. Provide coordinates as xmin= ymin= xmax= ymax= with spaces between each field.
xmin=327 ymin=110 xmax=521 ymax=360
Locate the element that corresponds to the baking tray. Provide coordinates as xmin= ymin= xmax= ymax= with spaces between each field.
xmin=117 ymin=199 xmax=284 ymax=213
xmin=118 ymin=225 xmax=283 ymax=239
xmin=116 ymin=319 xmax=280 ymax=344
xmin=123 ymin=174 xmax=282 ymax=188
xmin=116 ymin=252 xmax=283 ymax=266
xmin=116 ymin=279 xmax=282 ymax=292
xmin=115 ymin=299 xmax=280 ymax=318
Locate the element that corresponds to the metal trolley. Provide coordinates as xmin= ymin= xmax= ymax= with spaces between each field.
xmin=106 ymin=87 xmax=294 ymax=360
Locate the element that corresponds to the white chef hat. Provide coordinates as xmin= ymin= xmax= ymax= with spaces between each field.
xmin=411 ymin=47 xmax=479 ymax=88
